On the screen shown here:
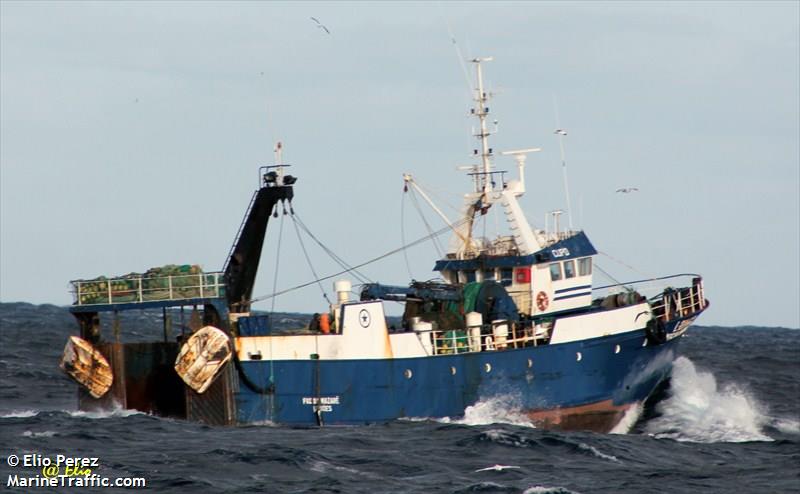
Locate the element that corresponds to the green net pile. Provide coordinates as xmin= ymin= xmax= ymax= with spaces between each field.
xmin=74 ymin=264 xmax=225 ymax=304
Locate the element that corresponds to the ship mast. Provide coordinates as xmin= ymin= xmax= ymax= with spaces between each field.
xmin=472 ymin=57 xmax=494 ymax=198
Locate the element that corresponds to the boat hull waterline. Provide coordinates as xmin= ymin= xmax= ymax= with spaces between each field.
xmin=234 ymin=324 xmax=687 ymax=431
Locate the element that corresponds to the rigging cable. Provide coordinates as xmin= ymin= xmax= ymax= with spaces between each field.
xmin=291 ymin=214 xmax=333 ymax=305
xmin=267 ymin=209 xmax=285 ymax=417
xmin=400 ymin=190 xmax=415 ymax=280
xmin=269 ymin=212 xmax=285 ymax=314
xmin=247 ymin=216 xmax=471 ymax=304
xmin=593 ymin=262 xmax=624 ymax=288
xmin=408 ymin=187 xmax=444 ymax=257
xmin=292 ymin=212 xmax=371 ymax=284
xmin=437 ymin=2 xmax=473 ymax=97
xmin=597 ymin=250 xmax=655 ymax=281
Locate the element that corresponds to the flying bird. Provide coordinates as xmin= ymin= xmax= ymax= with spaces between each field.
xmin=616 ymin=187 xmax=639 ymax=194
xmin=474 ymin=465 xmax=521 ymax=473
xmin=554 ymin=129 xmax=567 ymax=136
xmin=310 ymin=17 xmax=330 ymax=34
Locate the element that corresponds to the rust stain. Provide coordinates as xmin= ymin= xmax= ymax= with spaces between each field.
xmin=525 ymin=399 xmax=632 ymax=433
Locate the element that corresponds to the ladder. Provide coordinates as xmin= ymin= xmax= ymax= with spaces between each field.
xmin=222 ymin=190 xmax=259 ymax=274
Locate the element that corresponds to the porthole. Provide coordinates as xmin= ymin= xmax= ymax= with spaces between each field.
xmin=404 ymin=369 xmax=413 ymax=379
xmin=614 ymin=344 xmax=621 ymax=354
xmin=450 ymin=366 xmax=457 ymax=375
xmin=576 ymin=352 xmax=582 ymax=362
xmin=484 ymin=363 xmax=492 ymax=373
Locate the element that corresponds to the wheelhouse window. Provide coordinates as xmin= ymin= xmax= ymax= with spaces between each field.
xmin=500 ymin=268 xmax=513 ymax=287
xmin=549 ymin=263 xmax=562 ymax=281
xmin=564 ymin=260 xmax=576 ymax=279
xmin=462 ymin=270 xmax=476 ymax=283
xmin=578 ymin=257 xmax=592 ymax=276
xmin=482 ymin=269 xmax=495 ymax=282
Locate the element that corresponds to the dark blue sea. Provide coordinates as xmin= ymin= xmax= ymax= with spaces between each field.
xmin=1 ymin=302 xmax=798 ymax=493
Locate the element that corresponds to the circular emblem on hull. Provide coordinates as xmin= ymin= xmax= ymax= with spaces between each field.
xmin=358 ymin=309 xmax=371 ymax=327
xmin=536 ymin=291 xmax=549 ymax=311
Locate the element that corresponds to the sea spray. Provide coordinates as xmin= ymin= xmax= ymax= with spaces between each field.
xmin=645 ymin=356 xmax=772 ymax=442
xmin=439 ymin=394 xmax=535 ymax=428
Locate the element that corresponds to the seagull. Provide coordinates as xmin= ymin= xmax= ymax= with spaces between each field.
xmin=474 ymin=464 xmax=521 ymax=473
xmin=310 ymin=17 xmax=330 ymax=34
xmin=616 ymin=187 xmax=639 ymax=193
xmin=554 ymin=129 xmax=567 ymax=136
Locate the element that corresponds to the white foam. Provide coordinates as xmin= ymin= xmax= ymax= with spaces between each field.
xmin=609 ymin=402 xmax=643 ymax=435
xmin=66 ymin=403 xmax=143 ymax=419
xmin=645 ymin=357 xmax=773 ymax=443
xmin=308 ymin=459 xmax=361 ymax=475
xmin=523 ymin=486 xmax=582 ymax=494
xmin=307 ymin=459 xmax=379 ymax=479
xmin=577 ymin=442 xmax=620 ymax=463
xmin=2 ymin=406 xmax=142 ymax=420
xmin=398 ymin=416 xmax=431 ymax=423
xmin=22 ymin=430 xmax=56 ymax=438
xmin=771 ymin=416 xmax=800 ymax=435
xmin=440 ymin=394 xmax=535 ymax=428
xmin=1 ymin=409 xmax=39 ymax=418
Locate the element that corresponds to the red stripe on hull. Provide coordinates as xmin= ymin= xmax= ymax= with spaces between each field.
xmin=526 ymin=400 xmax=634 ymax=433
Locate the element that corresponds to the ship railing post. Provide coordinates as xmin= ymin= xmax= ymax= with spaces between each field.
xmin=138 ymin=276 xmax=143 ymax=303
xmin=512 ymin=323 xmax=518 ymax=349
xmin=76 ymin=281 xmax=81 ymax=305
xmin=107 ymin=279 xmax=112 ymax=304
xmin=168 ymin=275 xmax=174 ymax=300
xmin=199 ymin=273 xmax=204 ymax=298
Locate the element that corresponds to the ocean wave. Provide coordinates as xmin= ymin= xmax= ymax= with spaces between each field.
xmin=523 ymin=486 xmax=582 ymax=494
xmin=769 ymin=416 xmax=800 ymax=435
xmin=454 ymin=481 xmax=518 ymax=493
xmin=66 ymin=406 xmax=144 ymax=419
xmin=1 ymin=409 xmax=39 ymax=418
xmin=609 ymin=402 xmax=643 ymax=435
xmin=21 ymin=430 xmax=57 ymax=438
xmin=644 ymin=357 xmax=773 ymax=443
xmin=307 ymin=459 xmax=365 ymax=476
xmin=577 ymin=443 xmax=620 ymax=463
xmin=2 ymin=406 xmax=144 ymax=421
xmin=439 ymin=394 xmax=535 ymax=428
xmin=479 ymin=428 xmax=534 ymax=448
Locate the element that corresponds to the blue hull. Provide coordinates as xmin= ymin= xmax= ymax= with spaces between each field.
xmin=234 ymin=329 xmax=680 ymax=430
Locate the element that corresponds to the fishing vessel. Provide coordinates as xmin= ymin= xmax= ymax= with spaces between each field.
xmin=61 ymin=58 xmax=708 ymax=432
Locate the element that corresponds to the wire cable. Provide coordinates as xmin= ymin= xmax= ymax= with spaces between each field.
xmin=291 ymin=215 xmax=333 ymax=305
xmin=408 ymin=188 xmax=444 ymax=257
xmin=400 ymin=190 xmax=415 ymax=280
xmin=247 ymin=216 xmax=471 ymax=304
xmin=292 ymin=212 xmax=371 ymax=284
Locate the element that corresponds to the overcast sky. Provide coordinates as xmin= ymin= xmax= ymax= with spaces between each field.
xmin=1 ymin=1 xmax=798 ymax=328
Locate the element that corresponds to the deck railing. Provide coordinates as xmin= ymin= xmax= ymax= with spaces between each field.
xmin=423 ymin=319 xmax=550 ymax=356
xmin=71 ymin=272 xmax=226 ymax=306
xmin=416 ymin=274 xmax=708 ymax=355
xmin=593 ymin=273 xmax=707 ymax=322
